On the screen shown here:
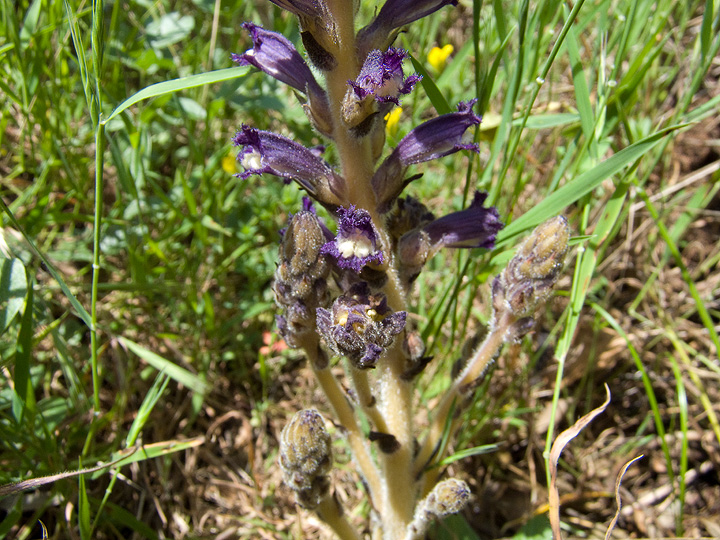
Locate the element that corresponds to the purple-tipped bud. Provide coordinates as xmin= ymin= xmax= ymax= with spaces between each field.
xmin=233 ymin=125 xmax=346 ymax=207
xmin=320 ymin=206 xmax=384 ymax=272
xmin=372 ymin=101 xmax=481 ymax=210
xmin=358 ymin=0 xmax=459 ymax=54
xmin=233 ymin=23 xmax=325 ymax=98
xmin=316 ymin=283 xmax=406 ymax=369
xmin=341 ymin=48 xmax=421 ymax=135
xmin=279 ymin=409 xmax=333 ymax=509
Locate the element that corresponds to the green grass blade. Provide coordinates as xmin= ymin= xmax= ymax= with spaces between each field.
xmin=0 ymin=198 xmax=93 ymax=328
xmin=102 ymin=67 xmax=249 ymax=124
xmin=496 ymin=124 xmax=686 ymax=246
xmin=407 ymin=51 xmax=452 ymax=115
xmin=118 ymin=337 xmax=210 ymax=396
xmin=12 ymin=277 xmax=33 ymax=423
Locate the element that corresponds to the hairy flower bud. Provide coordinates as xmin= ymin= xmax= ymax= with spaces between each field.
xmin=493 ymin=216 xmax=570 ymax=330
xmin=279 ymin=409 xmax=333 ymax=509
xmin=274 ymin=203 xmax=332 ymax=347
xmin=406 ymin=478 xmax=471 ymax=539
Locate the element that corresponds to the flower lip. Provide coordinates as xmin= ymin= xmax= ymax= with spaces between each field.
xmin=316 ymin=283 xmax=407 ymax=369
xmin=233 ymin=22 xmax=324 ymax=97
xmin=320 ymin=206 xmax=384 ymax=272
xmin=348 ymin=48 xmax=421 ymax=105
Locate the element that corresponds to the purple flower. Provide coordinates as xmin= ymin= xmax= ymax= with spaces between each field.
xmin=233 ymin=125 xmax=346 ymax=207
xmin=316 ymin=283 xmax=407 ymax=369
xmin=372 ymin=101 xmax=481 ymax=210
xmin=320 ymin=206 xmax=384 ymax=272
xmin=232 ymin=23 xmax=325 ymax=98
xmin=349 ymin=48 xmax=420 ymax=105
xmin=421 ymin=191 xmax=503 ymax=249
xmin=395 ymin=192 xmax=503 ymax=281
xmin=358 ymin=0 xmax=458 ymax=53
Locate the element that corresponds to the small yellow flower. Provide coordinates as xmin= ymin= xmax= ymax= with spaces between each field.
xmin=427 ymin=44 xmax=454 ymax=72
xmin=384 ymin=107 xmax=403 ymax=137
xmin=222 ymin=150 xmax=238 ymax=174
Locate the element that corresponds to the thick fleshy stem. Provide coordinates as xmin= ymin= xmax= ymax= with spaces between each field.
xmin=316 ymin=491 xmax=364 ymax=540
xmin=315 ymin=4 xmax=416 ymax=537
xmin=299 ymin=334 xmax=382 ymax=503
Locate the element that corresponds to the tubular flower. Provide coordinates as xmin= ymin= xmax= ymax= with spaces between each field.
xmin=358 ymin=0 xmax=459 ymax=54
xmin=396 ymin=191 xmax=503 ymax=281
xmin=233 ymin=125 xmax=346 ymax=207
xmin=233 ymin=23 xmax=333 ymax=134
xmin=320 ymin=205 xmax=384 ymax=272
xmin=232 ymin=23 xmax=324 ymax=97
xmin=316 ymin=283 xmax=407 ymax=369
xmin=372 ymin=100 xmax=482 ymax=210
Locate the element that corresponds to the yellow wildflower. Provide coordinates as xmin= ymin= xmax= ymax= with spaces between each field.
xmin=384 ymin=107 xmax=403 ymax=138
xmin=427 ymin=44 xmax=454 ymax=72
xmin=222 ymin=150 xmax=238 ymax=174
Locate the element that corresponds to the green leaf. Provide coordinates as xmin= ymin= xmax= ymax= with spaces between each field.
xmin=0 ymin=258 xmax=27 ymax=332
xmin=119 ymin=337 xmax=209 ymax=396
xmin=146 ymin=13 xmax=195 ymax=48
xmin=496 ymin=124 xmax=686 ymax=246
xmin=406 ymin=52 xmax=452 ymax=115
xmin=102 ymin=66 xmax=249 ymax=124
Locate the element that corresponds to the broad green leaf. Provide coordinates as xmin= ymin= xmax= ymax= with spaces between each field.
xmin=102 ymin=67 xmax=249 ymax=124
xmin=146 ymin=13 xmax=195 ymax=49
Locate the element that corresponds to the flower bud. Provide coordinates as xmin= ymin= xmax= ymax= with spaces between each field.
xmin=493 ymin=216 xmax=570 ymax=325
xmin=273 ymin=204 xmax=332 ymax=347
xmin=407 ymin=478 xmax=471 ymax=538
xmin=279 ymin=409 xmax=333 ymax=509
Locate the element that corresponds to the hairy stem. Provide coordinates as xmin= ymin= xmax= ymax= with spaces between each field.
xmin=301 ymin=337 xmax=382 ymax=502
xmin=316 ymin=491 xmax=363 ymax=540
xmin=414 ymin=311 xmax=514 ymax=483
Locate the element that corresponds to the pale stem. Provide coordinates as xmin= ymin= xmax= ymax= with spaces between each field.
xmin=318 ymin=3 xmax=416 ymax=535
xmin=316 ymin=491 xmax=363 ymax=540
xmin=348 ymin=367 xmax=390 ymax=434
xmin=376 ymin=340 xmax=416 ymax=539
xmin=413 ymin=311 xmax=515 ymax=483
xmin=301 ymin=338 xmax=382 ymax=503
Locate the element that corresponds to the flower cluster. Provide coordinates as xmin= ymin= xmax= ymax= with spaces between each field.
xmin=230 ymin=1 xmax=568 ymax=538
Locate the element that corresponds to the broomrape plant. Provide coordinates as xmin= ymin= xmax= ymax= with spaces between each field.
xmin=231 ymin=1 xmax=569 ymax=538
